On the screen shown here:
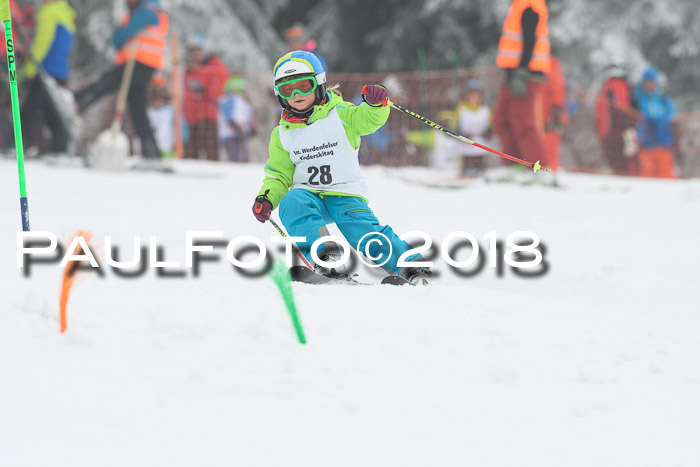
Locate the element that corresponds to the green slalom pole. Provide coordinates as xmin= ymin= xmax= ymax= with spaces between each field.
xmin=269 ymin=258 xmax=306 ymax=344
xmin=2 ymin=0 xmax=30 ymax=231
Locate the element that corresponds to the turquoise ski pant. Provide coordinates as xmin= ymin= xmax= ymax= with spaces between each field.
xmin=278 ymin=189 xmax=418 ymax=273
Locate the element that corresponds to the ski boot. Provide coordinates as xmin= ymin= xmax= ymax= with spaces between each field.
xmin=314 ymin=253 xmax=344 ymax=278
xmin=400 ymin=266 xmax=432 ymax=285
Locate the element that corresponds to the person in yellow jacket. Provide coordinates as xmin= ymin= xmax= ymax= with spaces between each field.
xmin=20 ymin=0 xmax=75 ymax=156
xmin=492 ymin=0 xmax=550 ymax=170
xmin=75 ymin=0 xmax=168 ymax=160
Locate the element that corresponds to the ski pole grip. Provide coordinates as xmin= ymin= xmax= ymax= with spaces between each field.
xmin=361 ymin=85 xmax=389 ymax=107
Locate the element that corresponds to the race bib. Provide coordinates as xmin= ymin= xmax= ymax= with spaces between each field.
xmin=279 ymin=108 xmax=368 ymax=199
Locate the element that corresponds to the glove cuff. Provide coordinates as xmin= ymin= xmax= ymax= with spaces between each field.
xmin=361 ymin=85 xmax=389 ymax=107
xmin=256 ymin=189 xmax=270 ymax=202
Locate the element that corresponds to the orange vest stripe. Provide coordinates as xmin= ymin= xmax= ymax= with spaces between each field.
xmin=496 ymin=0 xmax=551 ymax=72
xmin=115 ymin=8 xmax=169 ymax=70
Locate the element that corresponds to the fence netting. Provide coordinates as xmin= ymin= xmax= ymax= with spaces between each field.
xmin=61 ymin=53 xmax=700 ymax=178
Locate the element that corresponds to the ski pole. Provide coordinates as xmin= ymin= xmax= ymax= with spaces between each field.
xmin=2 ymin=0 xmax=30 ymax=230
xmin=388 ymin=100 xmax=552 ymax=173
xmin=269 ymin=218 xmax=314 ymax=270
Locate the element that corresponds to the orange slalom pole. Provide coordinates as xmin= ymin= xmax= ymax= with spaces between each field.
xmin=171 ymin=33 xmax=184 ymax=159
xmin=59 ymin=230 xmax=92 ymax=333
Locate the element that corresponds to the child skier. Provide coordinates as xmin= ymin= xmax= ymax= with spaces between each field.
xmin=456 ymin=79 xmax=492 ymax=176
xmin=252 ymin=50 xmax=430 ymax=283
xmin=146 ymin=76 xmax=177 ymax=159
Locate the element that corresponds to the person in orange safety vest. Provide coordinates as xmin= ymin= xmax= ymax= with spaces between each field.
xmin=75 ymin=0 xmax=168 ymax=160
xmin=493 ymin=0 xmax=550 ymax=174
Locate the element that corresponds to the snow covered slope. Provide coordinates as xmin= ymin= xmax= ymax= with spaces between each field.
xmin=1 ymin=159 xmax=699 ymax=466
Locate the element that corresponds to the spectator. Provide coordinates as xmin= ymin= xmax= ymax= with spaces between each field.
xmin=217 ymin=75 xmax=255 ymax=163
xmin=183 ymin=33 xmax=229 ymax=161
xmin=634 ymin=66 xmax=676 ymax=179
xmin=1 ymin=1 xmax=35 ymax=152
xmin=285 ymin=25 xmax=327 ymax=71
xmin=541 ymin=55 xmax=569 ymax=176
xmin=455 ymin=79 xmax=492 ymax=176
xmin=595 ymin=63 xmax=638 ymax=175
xmin=1 ymin=1 xmax=33 ymax=56
xmin=19 ymin=0 xmax=75 ymax=156
xmin=0 ymin=77 xmax=13 ymax=153
xmin=74 ymin=0 xmax=168 ymax=161
xmin=353 ymin=74 xmax=403 ymax=165
xmin=146 ymin=75 xmax=181 ymax=159
xmin=284 ymin=25 xmax=305 ymax=51
xmin=493 ymin=0 xmax=550 ymax=169
xmin=424 ymin=111 xmax=460 ymax=172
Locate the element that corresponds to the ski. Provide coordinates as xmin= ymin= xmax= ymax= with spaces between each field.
xmin=288 ymin=266 xmax=418 ymax=286
xmin=398 ymin=174 xmax=481 ymax=190
xmin=127 ymin=159 xmax=224 ymax=178
xmin=289 ymin=266 xmax=363 ymax=285
xmin=384 ymin=168 xmax=481 ymax=190
xmin=381 ymin=275 xmax=414 ymax=286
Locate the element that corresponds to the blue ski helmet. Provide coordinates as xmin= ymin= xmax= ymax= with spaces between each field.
xmin=273 ymin=50 xmax=327 ymax=110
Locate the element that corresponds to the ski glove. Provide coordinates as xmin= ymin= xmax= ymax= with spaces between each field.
xmin=362 ymin=85 xmax=389 ymax=107
xmin=252 ymin=195 xmax=272 ymax=223
xmin=509 ymin=67 xmax=529 ymax=98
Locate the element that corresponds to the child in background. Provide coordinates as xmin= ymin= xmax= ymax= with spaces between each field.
xmin=146 ymin=75 xmax=177 ymax=159
xmin=251 ymin=50 xmax=429 ymax=283
xmin=428 ymin=111 xmax=462 ymax=172
xmin=456 ymin=80 xmax=492 ymax=176
xmin=634 ymin=67 xmax=676 ymax=179
xmin=541 ymin=55 xmax=569 ymax=181
xmin=218 ymin=76 xmax=255 ymax=162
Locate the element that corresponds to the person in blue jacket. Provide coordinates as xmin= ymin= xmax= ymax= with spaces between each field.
xmin=634 ymin=66 xmax=677 ymax=179
xmin=20 ymin=0 xmax=75 ymax=155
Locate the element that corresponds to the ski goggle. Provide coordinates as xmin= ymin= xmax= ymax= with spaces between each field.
xmin=275 ymin=75 xmax=318 ymax=99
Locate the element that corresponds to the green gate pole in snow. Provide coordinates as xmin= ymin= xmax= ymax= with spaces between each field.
xmin=2 ymin=0 xmax=30 ymax=231
xmin=269 ymin=258 xmax=306 ymax=344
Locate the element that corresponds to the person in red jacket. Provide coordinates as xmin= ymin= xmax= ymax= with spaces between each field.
xmin=183 ymin=33 xmax=229 ymax=161
xmin=595 ymin=64 xmax=639 ymax=175
xmin=1 ymin=1 xmax=33 ymax=56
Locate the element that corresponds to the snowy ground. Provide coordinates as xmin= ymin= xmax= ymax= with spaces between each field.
xmin=1 ymin=158 xmax=699 ymax=466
